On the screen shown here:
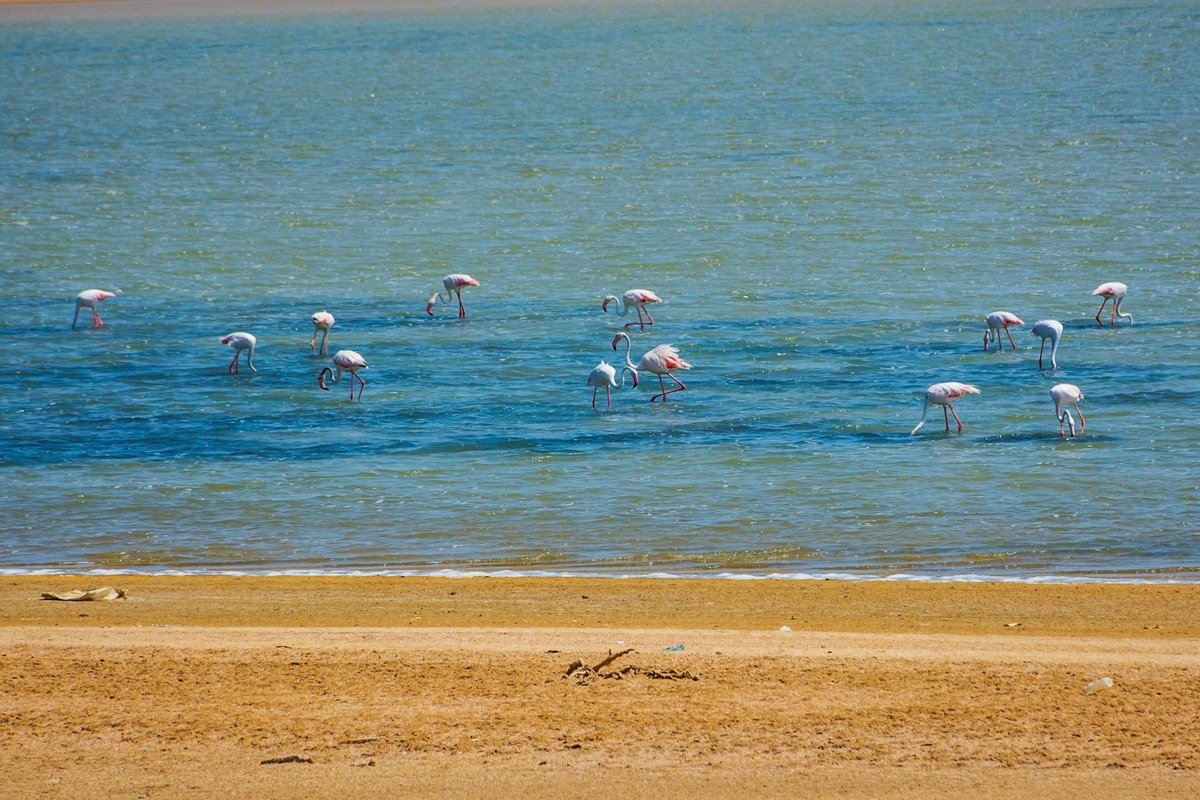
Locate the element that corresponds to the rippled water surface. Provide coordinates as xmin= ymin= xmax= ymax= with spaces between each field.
xmin=2 ymin=0 xmax=1198 ymax=580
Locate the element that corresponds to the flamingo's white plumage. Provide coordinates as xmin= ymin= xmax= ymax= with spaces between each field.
xmin=612 ymin=331 xmax=692 ymax=402
xmin=586 ymin=359 xmax=637 ymax=408
xmin=1031 ymin=319 xmax=1064 ymax=370
xmin=602 ymin=289 xmax=663 ymax=330
xmin=311 ymin=311 xmax=335 ymax=357
xmin=1051 ymin=383 xmax=1085 ymax=438
xmin=72 ymin=289 xmax=116 ymax=330
xmin=983 ymin=311 xmax=1024 ymax=351
xmin=220 ymin=332 xmax=257 ymax=374
xmin=910 ymin=382 xmax=981 ymax=435
xmin=318 ymin=349 xmax=369 ymax=401
xmin=428 ymin=274 xmax=480 ymax=319
xmin=1092 ymin=282 xmax=1132 ymax=327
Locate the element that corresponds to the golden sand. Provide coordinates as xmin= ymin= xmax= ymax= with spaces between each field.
xmin=2 ymin=575 xmax=1199 ymax=798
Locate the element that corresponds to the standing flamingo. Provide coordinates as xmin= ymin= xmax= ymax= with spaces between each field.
xmin=311 ymin=311 xmax=335 ymax=357
xmin=1092 ymin=282 xmax=1132 ymax=327
xmin=586 ymin=359 xmax=637 ymax=409
xmin=428 ymin=274 xmax=480 ymax=319
xmin=72 ymin=289 xmax=116 ymax=330
xmin=1050 ymin=383 xmax=1085 ymax=438
xmin=220 ymin=332 xmax=257 ymax=374
xmin=983 ymin=311 xmax=1024 ymax=351
xmin=318 ymin=349 xmax=368 ymax=401
xmin=910 ymin=382 xmax=981 ymax=435
xmin=602 ymin=289 xmax=663 ymax=330
xmin=612 ymin=331 xmax=692 ymax=402
xmin=1030 ymin=320 xmax=1063 ymax=369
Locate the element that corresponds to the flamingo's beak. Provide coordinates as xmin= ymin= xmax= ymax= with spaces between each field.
xmin=426 ymin=303 xmax=434 ymax=316
xmin=602 ymin=298 xmax=611 ymax=313
xmin=631 ymin=372 xmax=639 ymax=388
xmin=611 ymin=336 xmax=620 ymax=349
xmin=317 ymin=371 xmax=329 ymax=391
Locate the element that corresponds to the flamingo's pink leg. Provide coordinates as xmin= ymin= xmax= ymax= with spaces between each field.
xmin=606 ymin=386 xmax=612 ymax=408
xmin=1076 ymin=406 xmax=1086 ymax=433
xmin=642 ymin=307 xmax=654 ymax=327
xmin=456 ymin=289 xmax=466 ymax=318
xmin=1005 ymin=328 xmax=1018 ymax=349
xmin=591 ymin=387 xmax=598 ymax=408
xmin=228 ymin=352 xmax=240 ymax=374
xmin=650 ymin=373 xmax=687 ymax=402
xmin=949 ymin=405 xmax=964 ymax=433
xmin=942 ymin=406 xmax=950 ymax=432
xmin=92 ymin=309 xmax=104 ymax=327
xmin=1095 ymin=298 xmax=1109 ymax=326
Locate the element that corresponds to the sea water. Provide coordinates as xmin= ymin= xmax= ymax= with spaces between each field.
xmin=1 ymin=0 xmax=1198 ymax=580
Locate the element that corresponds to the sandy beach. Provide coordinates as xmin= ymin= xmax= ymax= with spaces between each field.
xmin=2 ymin=575 xmax=1198 ymax=798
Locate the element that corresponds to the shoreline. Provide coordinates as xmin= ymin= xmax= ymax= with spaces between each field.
xmin=4 ymin=575 xmax=1199 ymax=798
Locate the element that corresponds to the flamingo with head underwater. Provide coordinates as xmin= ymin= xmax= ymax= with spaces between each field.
xmin=910 ymin=382 xmax=980 ymax=435
xmin=72 ymin=289 xmax=116 ymax=330
xmin=612 ymin=331 xmax=691 ymax=402
xmin=318 ymin=349 xmax=369 ymax=401
xmin=311 ymin=311 xmax=335 ymax=357
xmin=428 ymin=274 xmax=480 ymax=319
xmin=1031 ymin=320 xmax=1063 ymax=369
xmin=1050 ymin=383 xmax=1085 ymax=438
xmin=602 ymin=289 xmax=663 ymax=330
xmin=1092 ymin=282 xmax=1132 ymax=327
xmin=586 ymin=359 xmax=637 ymax=408
xmin=220 ymin=332 xmax=257 ymax=374
xmin=983 ymin=311 xmax=1024 ymax=351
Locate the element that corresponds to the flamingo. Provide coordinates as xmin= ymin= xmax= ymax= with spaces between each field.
xmin=1092 ymin=282 xmax=1132 ymax=327
xmin=318 ymin=349 xmax=368 ymax=401
xmin=983 ymin=311 xmax=1024 ymax=351
xmin=1050 ymin=383 xmax=1085 ymax=438
xmin=602 ymin=289 xmax=663 ymax=330
xmin=428 ymin=274 xmax=479 ymax=319
xmin=910 ymin=382 xmax=981 ymax=435
xmin=1030 ymin=320 xmax=1064 ymax=369
xmin=72 ymin=289 xmax=115 ymax=330
xmin=612 ymin=331 xmax=692 ymax=402
xmin=586 ymin=359 xmax=637 ymax=409
xmin=220 ymin=332 xmax=257 ymax=374
xmin=311 ymin=311 xmax=335 ymax=357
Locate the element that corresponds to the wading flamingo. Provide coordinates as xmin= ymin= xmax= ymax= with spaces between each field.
xmin=1030 ymin=320 xmax=1063 ymax=369
xmin=318 ymin=349 xmax=368 ymax=401
xmin=612 ymin=331 xmax=692 ymax=402
xmin=602 ymin=289 xmax=663 ymax=330
xmin=910 ymin=382 xmax=980 ymax=435
xmin=1050 ymin=383 xmax=1085 ymax=438
xmin=1092 ymin=282 xmax=1132 ymax=327
xmin=72 ymin=289 xmax=116 ymax=330
xmin=311 ymin=311 xmax=335 ymax=357
xmin=428 ymin=274 xmax=479 ymax=319
xmin=983 ymin=311 xmax=1024 ymax=351
xmin=587 ymin=359 xmax=638 ymax=408
xmin=220 ymin=332 xmax=257 ymax=374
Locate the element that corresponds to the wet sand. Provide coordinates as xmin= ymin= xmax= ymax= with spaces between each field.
xmin=2 ymin=575 xmax=1199 ymax=798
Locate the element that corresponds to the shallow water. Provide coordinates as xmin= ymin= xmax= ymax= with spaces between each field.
xmin=1 ymin=0 xmax=1198 ymax=580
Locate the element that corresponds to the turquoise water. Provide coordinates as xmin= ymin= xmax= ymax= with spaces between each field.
xmin=2 ymin=0 xmax=1198 ymax=580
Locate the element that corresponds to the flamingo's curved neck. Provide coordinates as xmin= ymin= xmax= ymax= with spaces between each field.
xmin=616 ymin=334 xmax=636 ymax=371
xmin=1059 ymin=406 xmax=1076 ymax=437
xmin=1047 ymin=332 xmax=1059 ymax=368
xmin=1115 ymin=298 xmax=1133 ymax=324
xmin=606 ymin=295 xmax=629 ymax=316
xmin=910 ymin=399 xmax=932 ymax=435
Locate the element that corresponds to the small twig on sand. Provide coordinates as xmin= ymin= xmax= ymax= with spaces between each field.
xmin=260 ymin=755 xmax=314 ymax=765
xmin=564 ymin=649 xmax=698 ymax=683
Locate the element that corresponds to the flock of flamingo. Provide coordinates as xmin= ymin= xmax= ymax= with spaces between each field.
xmin=71 ymin=277 xmax=1131 ymax=437
xmin=912 ymin=280 xmax=1131 ymax=438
